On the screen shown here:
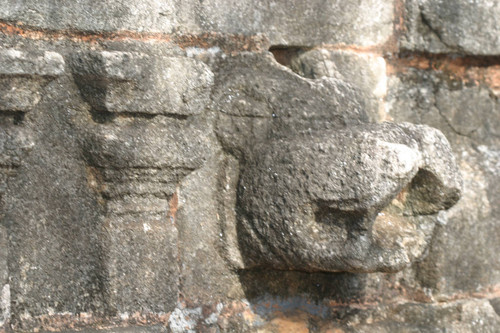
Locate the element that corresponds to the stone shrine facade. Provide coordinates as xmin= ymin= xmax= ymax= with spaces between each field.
xmin=0 ymin=1 xmax=499 ymax=332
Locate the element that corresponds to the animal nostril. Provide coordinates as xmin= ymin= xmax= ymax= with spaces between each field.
xmin=401 ymin=168 xmax=461 ymax=216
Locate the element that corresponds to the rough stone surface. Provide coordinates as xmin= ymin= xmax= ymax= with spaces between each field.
xmin=0 ymin=0 xmax=499 ymax=332
xmin=0 ymin=0 xmax=394 ymax=46
xmin=402 ymin=0 xmax=500 ymax=55
xmin=0 ymin=40 xmax=217 ymax=329
xmin=210 ymin=52 xmax=461 ymax=274
xmin=211 ymin=52 xmax=368 ymax=156
xmin=188 ymin=0 xmax=395 ymax=46
xmin=50 ymin=327 xmax=169 ymax=333
xmin=3 ymin=68 xmax=107 ymax=329
xmin=0 ymin=225 xmax=8 ymax=328
xmin=175 ymin=154 xmax=243 ymax=305
xmin=290 ymin=49 xmax=388 ymax=122
xmin=70 ymin=51 xmax=213 ymax=116
xmin=338 ymin=299 xmax=500 ymax=333
xmin=237 ymin=122 xmax=460 ymax=272
xmin=386 ymin=67 xmax=500 ymax=296
xmin=0 ymin=49 xmax=64 ymax=112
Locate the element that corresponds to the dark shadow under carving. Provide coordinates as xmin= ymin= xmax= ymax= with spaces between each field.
xmin=238 ymin=269 xmax=373 ymax=319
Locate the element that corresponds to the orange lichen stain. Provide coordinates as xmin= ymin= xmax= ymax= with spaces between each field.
xmin=0 ymin=21 xmax=269 ymax=54
xmin=386 ymin=53 xmax=500 ymax=89
xmin=241 ymin=308 xmax=258 ymax=323
xmin=485 ymin=65 xmax=500 ymax=95
xmin=85 ymin=166 xmax=107 ymax=205
xmin=0 ymin=21 xmax=171 ymax=44
xmin=220 ymin=301 xmax=250 ymax=317
xmin=394 ymin=0 xmax=406 ymax=33
xmin=323 ymin=329 xmax=345 ymax=333
xmin=396 ymin=187 xmax=409 ymax=202
xmin=168 ymin=189 xmax=179 ymax=222
xmin=378 ymin=0 xmax=408 ymax=55
xmin=436 ymin=285 xmax=500 ymax=303
xmin=264 ymin=311 xmax=310 ymax=333
xmin=386 ymin=55 xmax=431 ymax=75
xmin=216 ymin=300 xmax=261 ymax=327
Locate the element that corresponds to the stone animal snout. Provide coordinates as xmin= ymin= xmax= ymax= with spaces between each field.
xmin=236 ymin=122 xmax=462 ymax=273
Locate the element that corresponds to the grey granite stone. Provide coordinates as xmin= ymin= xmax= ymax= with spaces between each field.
xmin=402 ymin=0 xmax=500 ymax=55
xmin=0 ymin=0 xmax=394 ymax=46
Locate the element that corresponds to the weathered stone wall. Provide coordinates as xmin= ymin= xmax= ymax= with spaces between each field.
xmin=0 ymin=0 xmax=499 ymax=332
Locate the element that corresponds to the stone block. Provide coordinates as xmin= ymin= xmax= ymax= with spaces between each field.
xmin=0 ymin=4 xmax=495 ymax=328
xmin=0 ymin=0 xmax=176 ymax=33
xmin=386 ymin=68 xmax=500 ymax=295
xmin=387 ymin=69 xmax=500 ymax=145
xmin=212 ymin=52 xmax=368 ymax=155
xmin=80 ymin=117 xmax=213 ymax=170
xmin=104 ymin=216 xmax=179 ymax=313
xmin=339 ymin=299 xmax=500 ymax=332
xmin=75 ymin=116 xmax=215 ymax=313
xmin=0 ymin=225 xmax=9 ymax=329
xmin=0 ymin=49 xmax=64 ymax=77
xmin=0 ymin=0 xmax=394 ymax=47
xmin=191 ymin=0 xmax=394 ymax=46
xmin=4 ymin=60 xmax=107 ymax=328
xmin=402 ymin=0 xmax=500 ymax=55
xmin=71 ymin=51 xmax=213 ymax=116
xmin=0 ymin=49 xmax=64 ymax=112
xmin=175 ymin=155 xmax=242 ymax=305
xmin=290 ymin=49 xmax=388 ymax=121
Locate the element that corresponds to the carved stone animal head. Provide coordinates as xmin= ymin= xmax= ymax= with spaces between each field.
xmin=237 ymin=122 xmax=461 ymax=272
xmin=214 ymin=53 xmax=462 ymax=273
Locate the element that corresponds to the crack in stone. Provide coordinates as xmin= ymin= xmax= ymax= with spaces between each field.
xmin=419 ymin=10 xmax=461 ymax=54
xmin=436 ymin=106 xmax=475 ymax=139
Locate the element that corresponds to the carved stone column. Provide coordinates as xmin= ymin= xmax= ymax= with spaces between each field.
xmin=70 ymin=50 xmax=214 ymax=313
xmin=0 ymin=48 xmax=64 ymax=327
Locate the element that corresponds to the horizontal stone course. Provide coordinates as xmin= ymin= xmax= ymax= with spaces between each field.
xmin=0 ymin=0 xmax=394 ymax=47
